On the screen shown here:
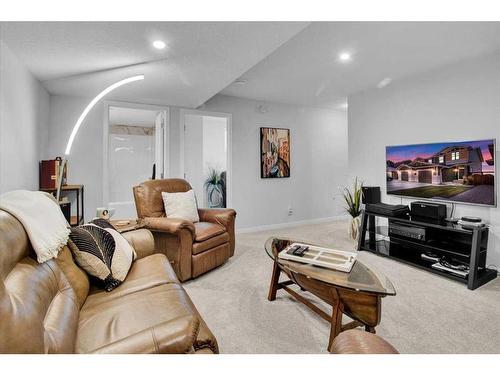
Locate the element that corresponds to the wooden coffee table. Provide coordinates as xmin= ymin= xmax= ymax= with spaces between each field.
xmin=265 ymin=237 xmax=396 ymax=352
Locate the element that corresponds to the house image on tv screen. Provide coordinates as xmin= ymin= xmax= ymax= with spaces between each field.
xmin=386 ymin=140 xmax=495 ymax=206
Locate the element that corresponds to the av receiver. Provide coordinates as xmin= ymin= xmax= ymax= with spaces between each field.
xmin=389 ymin=222 xmax=427 ymax=241
xmin=410 ymin=201 xmax=447 ymax=221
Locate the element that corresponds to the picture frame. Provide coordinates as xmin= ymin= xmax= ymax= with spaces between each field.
xmin=260 ymin=127 xmax=291 ymax=178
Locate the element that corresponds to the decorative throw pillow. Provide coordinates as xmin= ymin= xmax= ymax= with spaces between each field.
xmin=161 ymin=189 xmax=200 ymax=222
xmin=68 ymin=220 xmax=136 ymax=291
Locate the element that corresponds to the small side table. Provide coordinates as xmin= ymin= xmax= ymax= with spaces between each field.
xmin=110 ymin=219 xmax=145 ymax=234
xmin=40 ymin=184 xmax=84 ymax=227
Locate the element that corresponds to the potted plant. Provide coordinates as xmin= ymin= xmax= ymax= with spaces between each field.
xmin=341 ymin=178 xmax=363 ymax=241
xmin=204 ymin=167 xmax=225 ymax=208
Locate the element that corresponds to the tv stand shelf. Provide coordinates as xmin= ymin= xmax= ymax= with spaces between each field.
xmin=357 ymin=210 xmax=497 ymax=290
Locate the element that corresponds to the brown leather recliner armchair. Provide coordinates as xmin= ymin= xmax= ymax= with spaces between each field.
xmin=133 ymin=179 xmax=236 ymax=282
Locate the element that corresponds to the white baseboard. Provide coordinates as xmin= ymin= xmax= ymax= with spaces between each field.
xmin=236 ymin=215 xmax=348 ymax=234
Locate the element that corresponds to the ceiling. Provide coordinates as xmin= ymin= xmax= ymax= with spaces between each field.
xmin=2 ymin=22 xmax=500 ymax=110
xmin=221 ymin=22 xmax=500 ymax=109
xmin=0 ymin=22 xmax=308 ymax=108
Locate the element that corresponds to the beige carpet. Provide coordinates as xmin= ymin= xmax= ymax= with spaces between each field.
xmin=183 ymin=220 xmax=500 ymax=354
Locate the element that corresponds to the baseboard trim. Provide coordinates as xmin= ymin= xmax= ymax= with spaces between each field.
xmin=236 ymin=215 xmax=348 ymax=234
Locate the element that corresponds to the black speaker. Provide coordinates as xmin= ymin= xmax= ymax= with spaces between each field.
xmin=59 ymin=201 xmax=71 ymax=224
xmin=362 ymin=186 xmax=381 ymax=204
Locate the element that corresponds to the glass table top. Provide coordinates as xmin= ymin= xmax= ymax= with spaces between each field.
xmin=265 ymin=237 xmax=396 ymax=296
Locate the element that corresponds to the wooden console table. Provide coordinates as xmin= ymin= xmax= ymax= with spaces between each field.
xmin=265 ymin=237 xmax=396 ymax=352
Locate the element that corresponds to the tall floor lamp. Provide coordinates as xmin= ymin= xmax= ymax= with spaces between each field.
xmin=56 ymin=75 xmax=145 ymax=203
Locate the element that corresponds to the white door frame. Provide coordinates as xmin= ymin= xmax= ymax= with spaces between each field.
xmin=179 ymin=108 xmax=233 ymax=208
xmin=102 ymin=100 xmax=170 ymax=208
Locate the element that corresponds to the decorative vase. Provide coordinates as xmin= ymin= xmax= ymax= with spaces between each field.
xmin=206 ymin=184 xmax=224 ymax=208
xmin=348 ymin=216 xmax=361 ymax=241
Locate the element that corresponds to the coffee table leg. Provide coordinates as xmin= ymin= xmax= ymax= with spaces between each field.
xmin=365 ymin=326 xmax=376 ymax=334
xmin=327 ymin=298 xmax=344 ymax=352
xmin=267 ymin=262 xmax=281 ymax=301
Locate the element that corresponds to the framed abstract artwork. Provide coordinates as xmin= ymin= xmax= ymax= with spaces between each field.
xmin=260 ymin=127 xmax=290 ymax=178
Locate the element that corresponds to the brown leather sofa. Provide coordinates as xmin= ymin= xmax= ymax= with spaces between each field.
xmin=331 ymin=330 xmax=399 ymax=354
xmin=133 ymin=179 xmax=236 ymax=282
xmin=0 ymin=208 xmax=218 ymax=354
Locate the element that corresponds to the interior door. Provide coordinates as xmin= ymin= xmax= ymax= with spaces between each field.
xmin=107 ymin=106 xmax=168 ymax=219
xmin=183 ymin=114 xmax=205 ymax=206
xmin=183 ymin=112 xmax=229 ymax=208
xmin=155 ymin=111 xmax=166 ymax=179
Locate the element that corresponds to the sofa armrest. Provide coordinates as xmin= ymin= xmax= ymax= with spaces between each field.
xmin=198 ymin=208 xmax=236 ymax=229
xmin=122 ymin=228 xmax=155 ymax=260
xmin=143 ymin=217 xmax=195 ymax=236
xmin=90 ymin=315 xmax=200 ymax=354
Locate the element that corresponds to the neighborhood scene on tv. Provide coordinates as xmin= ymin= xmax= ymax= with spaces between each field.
xmin=386 ymin=140 xmax=495 ymax=206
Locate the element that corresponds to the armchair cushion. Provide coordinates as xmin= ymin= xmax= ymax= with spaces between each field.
xmin=330 ymin=330 xmax=399 ymax=354
xmin=162 ymin=190 xmax=199 ymax=223
xmin=193 ymin=222 xmax=225 ymax=242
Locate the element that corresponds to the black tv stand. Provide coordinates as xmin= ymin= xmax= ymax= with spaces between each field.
xmin=357 ymin=209 xmax=497 ymax=290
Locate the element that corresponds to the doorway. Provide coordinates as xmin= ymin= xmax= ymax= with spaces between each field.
xmin=103 ymin=102 xmax=169 ymax=219
xmin=181 ymin=110 xmax=231 ymax=208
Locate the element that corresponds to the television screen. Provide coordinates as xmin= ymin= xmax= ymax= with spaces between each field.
xmin=386 ymin=139 xmax=496 ymax=206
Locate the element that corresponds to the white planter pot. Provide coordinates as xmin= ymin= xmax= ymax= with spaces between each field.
xmin=348 ymin=216 xmax=361 ymax=241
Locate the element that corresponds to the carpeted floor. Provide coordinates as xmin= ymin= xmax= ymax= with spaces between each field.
xmin=183 ymin=219 xmax=500 ymax=354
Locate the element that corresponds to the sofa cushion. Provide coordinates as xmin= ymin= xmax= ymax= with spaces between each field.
xmin=84 ymin=254 xmax=179 ymax=309
xmin=68 ymin=223 xmax=135 ymax=291
xmin=76 ymin=283 xmax=198 ymax=353
xmin=194 ymin=222 xmax=225 ymax=242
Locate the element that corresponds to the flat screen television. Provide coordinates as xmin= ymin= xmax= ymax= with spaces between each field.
xmin=386 ymin=139 xmax=496 ymax=207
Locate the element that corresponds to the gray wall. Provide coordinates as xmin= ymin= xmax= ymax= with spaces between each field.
xmin=46 ymin=94 xmax=348 ymax=229
xmin=203 ymin=95 xmax=348 ymax=229
xmin=47 ymin=96 xmax=104 ymax=219
xmin=348 ymin=52 xmax=500 ymax=265
xmin=0 ymin=40 xmax=50 ymax=193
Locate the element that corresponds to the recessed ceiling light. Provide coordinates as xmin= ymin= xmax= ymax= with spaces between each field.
xmin=377 ymin=77 xmax=392 ymax=88
xmin=234 ymin=78 xmax=248 ymax=85
xmin=338 ymin=52 xmax=352 ymax=62
xmin=152 ymin=40 xmax=166 ymax=50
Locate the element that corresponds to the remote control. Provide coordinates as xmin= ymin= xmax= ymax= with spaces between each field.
xmin=287 ymin=245 xmax=301 ymax=255
xmin=294 ymin=246 xmax=309 ymax=256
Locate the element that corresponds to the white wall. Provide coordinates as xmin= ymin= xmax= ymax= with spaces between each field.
xmin=348 ymin=52 xmax=500 ymax=265
xmin=203 ymin=95 xmax=348 ymax=229
xmin=47 ymin=96 xmax=104 ymax=219
xmin=0 ymin=40 xmax=50 ymax=193
xmin=46 ymin=94 xmax=348 ymax=228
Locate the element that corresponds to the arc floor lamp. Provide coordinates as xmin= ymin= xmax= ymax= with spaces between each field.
xmin=56 ymin=75 xmax=145 ymax=203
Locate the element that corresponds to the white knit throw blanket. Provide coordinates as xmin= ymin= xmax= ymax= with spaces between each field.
xmin=0 ymin=190 xmax=71 ymax=263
